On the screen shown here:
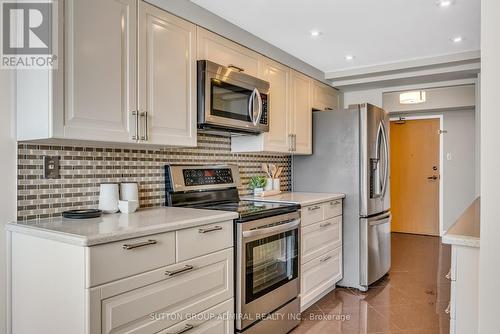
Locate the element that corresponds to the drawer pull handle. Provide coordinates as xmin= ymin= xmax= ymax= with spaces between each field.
xmin=198 ymin=225 xmax=223 ymax=233
xmin=168 ymin=324 xmax=194 ymax=334
xmin=228 ymin=64 xmax=244 ymax=72
xmin=308 ymin=206 xmax=321 ymax=211
xmin=122 ymin=239 xmax=157 ymax=250
xmin=320 ymin=222 xmax=332 ymax=228
xmin=445 ymin=269 xmax=451 ymax=280
xmin=320 ymin=255 xmax=332 ymax=262
xmin=330 ymin=200 xmax=341 ymax=205
xmin=165 ymin=265 xmax=194 ymax=277
xmin=445 ymin=302 xmax=451 ymax=314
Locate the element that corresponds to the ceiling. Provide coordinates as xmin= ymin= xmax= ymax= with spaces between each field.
xmin=190 ymin=0 xmax=480 ymax=74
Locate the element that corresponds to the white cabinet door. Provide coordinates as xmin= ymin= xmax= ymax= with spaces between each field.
xmin=312 ymin=80 xmax=340 ymax=111
xmin=64 ymin=0 xmax=137 ymax=142
xmin=197 ymin=27 xmax=260 ymax=77
xmin=138 ymin=2 xmax=197 ymax=147
xmin=290 ymin=70 xmax=312 ymax=154
xmin=260 ymin=58 xmax=291 ymax=152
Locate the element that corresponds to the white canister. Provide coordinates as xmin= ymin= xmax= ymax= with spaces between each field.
xmin=273 ymin=178 xmax=281 ymax=191
xmin=120 ymin=182 xmax=139 ymax=201
xmin=98 ymin=183 xmax=119 ymax=213
xmin=265 ymin=178 xmax=273 ymax=191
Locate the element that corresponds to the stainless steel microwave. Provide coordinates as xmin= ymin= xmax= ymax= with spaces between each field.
xmin=197 ymin=60 xmax=270 ymax=133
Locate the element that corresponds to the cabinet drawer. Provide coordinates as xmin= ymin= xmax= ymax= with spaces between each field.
xmin=197 ymin=27 xmax=260 ymax=77
xmin=301 ymin=247 xmax=342 ymax=309
xmin=87 ymin=232 xmax=175 ymax=287
xmin=324 ymin=199 xmax=342 ymax=219
xmin=301 ymin=216 xmax=342 ymax=264
xmin=301 ymin=204 xmax=324 ymax=227
xmin=157 ymin=299 xmax=234 ymax=334
xmin=176 ymin=220 xmax=233 ymax=262
xmin=101 ymin=248 xmax=233 ymax=334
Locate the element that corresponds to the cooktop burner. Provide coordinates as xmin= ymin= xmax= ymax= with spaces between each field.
xmin=164 ymin=165 xmax=299 ymax=222
xmin=192 ymin=200 xmax=299 ymax=221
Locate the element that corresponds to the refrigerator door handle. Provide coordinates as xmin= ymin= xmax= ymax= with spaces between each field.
xmin=380 ymin=122 xmax=389 ymax=198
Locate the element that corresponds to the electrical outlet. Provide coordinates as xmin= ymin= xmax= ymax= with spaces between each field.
xmin=43 ymin=156 xmax=60 ymax=179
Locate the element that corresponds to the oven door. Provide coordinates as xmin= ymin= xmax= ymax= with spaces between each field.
xmin=236 ymin=213 xmax=300 ymax=330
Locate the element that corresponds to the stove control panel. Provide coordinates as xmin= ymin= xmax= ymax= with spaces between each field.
xmin=182 ymin=168 xmax=234 ymax=186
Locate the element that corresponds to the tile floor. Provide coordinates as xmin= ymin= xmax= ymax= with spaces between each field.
xmin=292 ymin=233 xmax=451 ymax=334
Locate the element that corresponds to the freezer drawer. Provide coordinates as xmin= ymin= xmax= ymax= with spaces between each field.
xmin=360 ymin=212 xmax=391 ymax=288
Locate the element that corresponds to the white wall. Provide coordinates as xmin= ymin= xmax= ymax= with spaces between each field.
xmin=391 ymin=109 xmax=476 ymax=232
xmin=478 ymin=0 xmax=500 ymax=332
xmin=0 ymin=70 xmax=17 ymax=334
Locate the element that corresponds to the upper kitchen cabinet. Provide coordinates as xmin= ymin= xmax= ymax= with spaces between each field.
xmin=232 ymin=57 xmax=292 ymax=153
xmin=290 ymin=70 xmax=313 ymax=155
xmin=138 ymin=2 xmax=197 ymax=147
xmin=197 ymin=27 xmax=261 ymax=77
xmin=63 ymin=0 xmax=137 ymax=142
xmin=312 ymin=80 xmax=340 ymax=112
xmin=17 ymin=0 xmax=197 ymax=147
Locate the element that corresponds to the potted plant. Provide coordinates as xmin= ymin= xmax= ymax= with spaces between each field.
xmin=248 ymin=176 xmax=267 ymax=196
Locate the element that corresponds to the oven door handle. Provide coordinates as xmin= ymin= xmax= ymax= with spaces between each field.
xmin=242 ymin=219 xmax=300 ymax=238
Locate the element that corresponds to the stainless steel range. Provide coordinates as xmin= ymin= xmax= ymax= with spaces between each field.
xmin=165 ymin=165 xmax=301 ymax=334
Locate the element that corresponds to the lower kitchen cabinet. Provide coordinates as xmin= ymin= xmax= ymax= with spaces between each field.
xmin=447 ymin=244 xmax=479 ymax=334
xmin=299 ymin=199 xmax=343 ymax=311
xmin=7 ymin=220 xmax=235 ymax=334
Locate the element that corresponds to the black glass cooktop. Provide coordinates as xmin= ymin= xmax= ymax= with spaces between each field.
xmin=192 ymin=200 xmax=299 ymax=222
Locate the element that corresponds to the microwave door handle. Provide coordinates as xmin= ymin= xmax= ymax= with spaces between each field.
xmin=248 ymin=89 xmax=256 ymax=124
xmin=253 ymin=88 xmax=263 ymax=126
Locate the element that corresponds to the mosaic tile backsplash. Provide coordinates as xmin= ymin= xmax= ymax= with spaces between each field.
xmin=17 ymin=133 xmax=292 ymax=221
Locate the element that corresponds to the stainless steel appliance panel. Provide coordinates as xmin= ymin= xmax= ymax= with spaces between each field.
xmin=236 ymin=212 xmax=300 ymax=331
xmin=358 ymin=104 xmax=390 ymax=217
xmin=198 ymin=60 xmax=270 ymax=133
xmin=360 ymin=212 xmax=391 ymax=287
xmin=294 ymin=104 xmax=391 ymax=291
xmin=236 ymin=298 xmax=301 ymax=334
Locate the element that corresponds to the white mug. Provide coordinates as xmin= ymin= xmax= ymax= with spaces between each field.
xmin=120 ymin=182 xmax=139 ymax=202
xmin=98 ymin=183 xmax=119 ymax=213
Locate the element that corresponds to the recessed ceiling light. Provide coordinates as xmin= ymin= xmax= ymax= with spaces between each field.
xmin=310 ymin=30 xmax=322 ymax=37
xmin=452 ymin=36 xmax=463 ymax=43
xmin=345 ymin=55 xmax=355 ymax=61
xmin=437 ymin=0 xmax=453 ymax=7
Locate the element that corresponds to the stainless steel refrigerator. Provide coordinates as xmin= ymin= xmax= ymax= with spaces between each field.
xmin=293 ymin=103 xmax=391 ymax=291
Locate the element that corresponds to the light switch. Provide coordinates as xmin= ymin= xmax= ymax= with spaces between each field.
xmin=43 ymin=156 xmax=60 ymax=179
xmin=446 ymin=153 xmax=452 ymax=161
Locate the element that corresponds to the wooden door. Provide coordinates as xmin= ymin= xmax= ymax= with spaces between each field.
xmin=138 ymin=2 xmax=197 ymax=147
xmin=260 ymin=58 xmax=291 ymax=152
xmin=64 ymin=0 xmax=137 ymax=142
xmin=290 ymin=70 xmax=312 ymax=155
xmin=390 ymin=118 xmax=440 ymax=236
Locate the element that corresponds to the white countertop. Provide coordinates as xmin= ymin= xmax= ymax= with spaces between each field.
xmin=442 ymin=198 xmax=480 ymax=248
xmin=243 ymin=192 xmax=345 ymax=206
xmin=6 ymin=207 xmax=238 ymax=247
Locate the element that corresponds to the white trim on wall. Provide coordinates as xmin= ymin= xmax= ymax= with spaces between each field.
xmin=390 ymin=114 xmax=445 ymax=236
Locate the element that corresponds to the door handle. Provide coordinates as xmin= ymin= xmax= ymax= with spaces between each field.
xmin=427 ymin=175 xmax=439 ymax=180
